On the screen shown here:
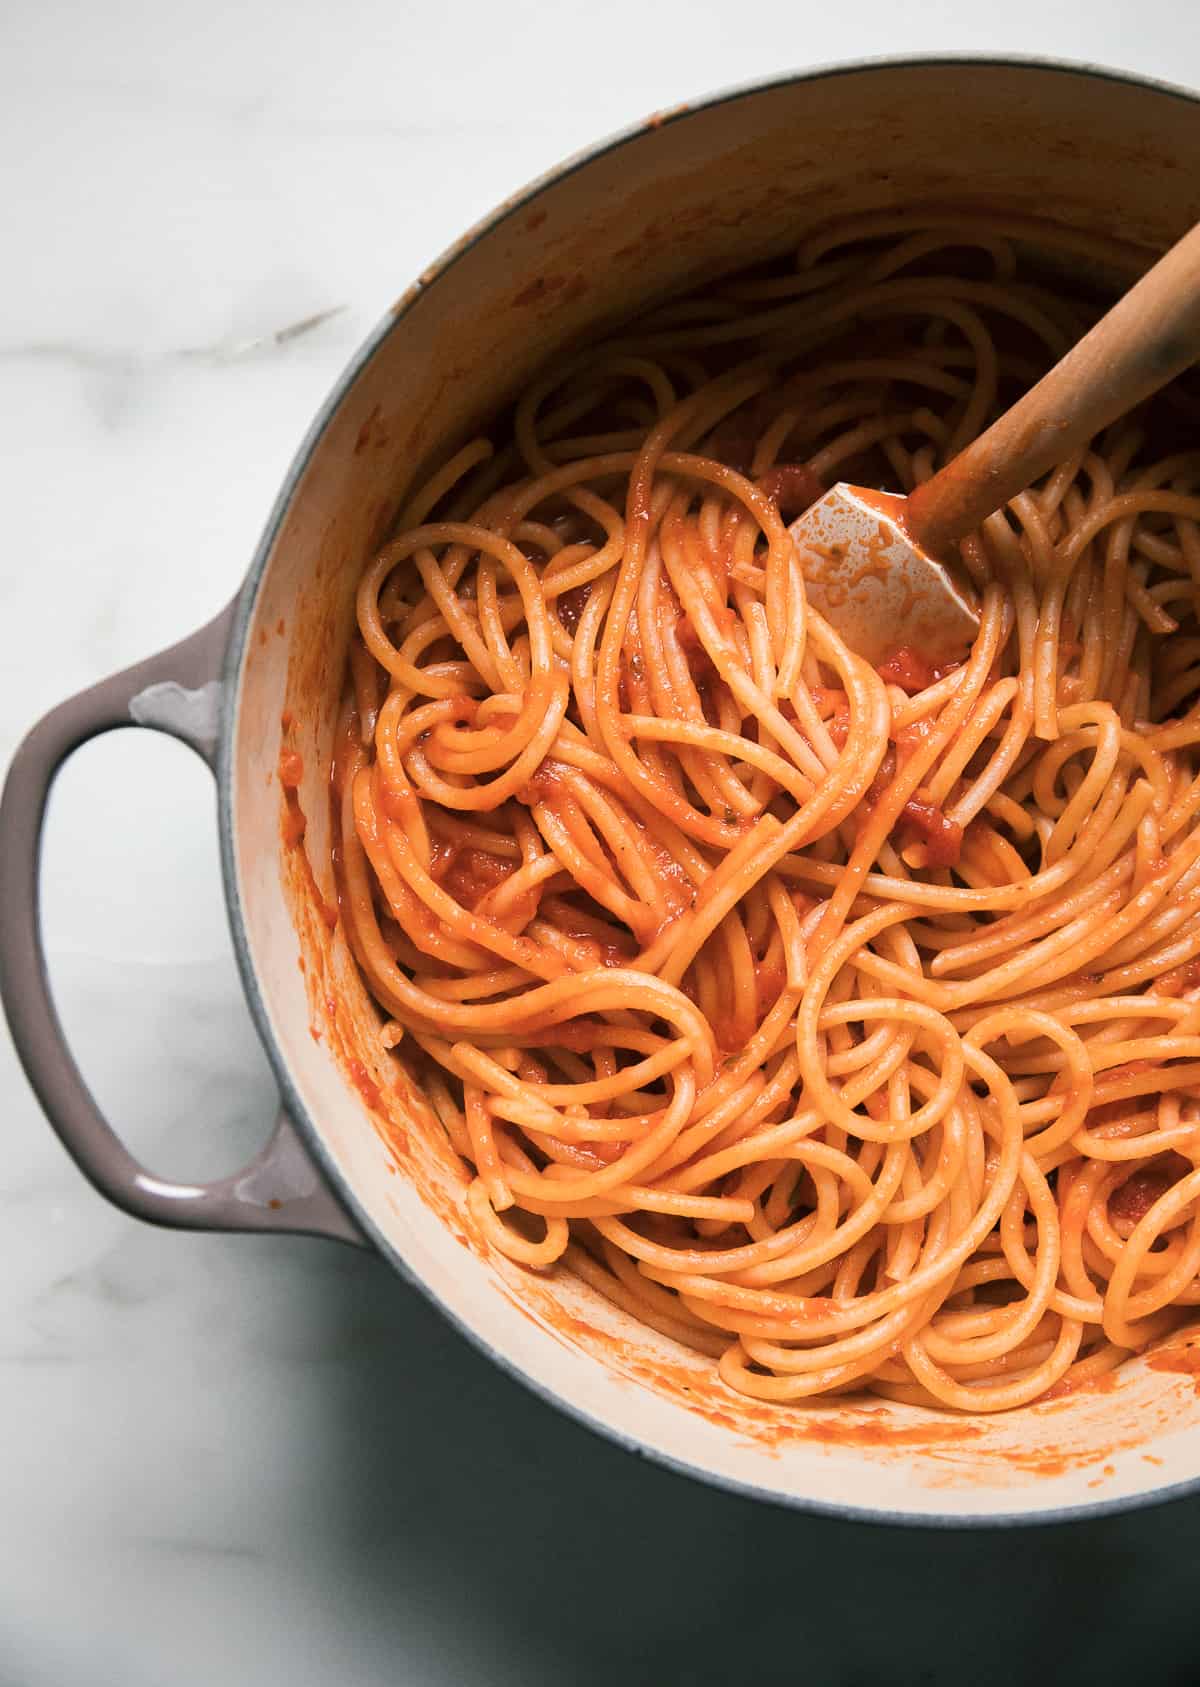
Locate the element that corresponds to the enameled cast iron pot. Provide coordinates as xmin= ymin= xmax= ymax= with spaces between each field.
xmin=6 ymin=56 xmax=1200 ymax=1527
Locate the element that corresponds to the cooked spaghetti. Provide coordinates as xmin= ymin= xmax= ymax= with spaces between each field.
xmin=334 ymin=216 xmax=1200 ymax=1412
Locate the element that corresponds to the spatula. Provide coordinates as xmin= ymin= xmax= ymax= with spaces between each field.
xmin=790 ymin=221 xmax=1200 ymax=666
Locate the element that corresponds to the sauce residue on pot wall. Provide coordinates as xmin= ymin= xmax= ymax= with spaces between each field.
xmin=1147 ymin=1344 xmax=1200 ymax=1392
xmin=277 ymin=738 xmax=338 ymax=929
xmin=492 ymin=1253 xmax=1163 ymax=1477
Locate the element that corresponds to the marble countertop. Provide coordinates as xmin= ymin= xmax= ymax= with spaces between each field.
xmin=7 ymin=4 xmax=1200 ymax=1683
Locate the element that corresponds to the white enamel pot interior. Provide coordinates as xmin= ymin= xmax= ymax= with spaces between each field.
xmin=223 ymin=57 xmax=1200 ymax=1525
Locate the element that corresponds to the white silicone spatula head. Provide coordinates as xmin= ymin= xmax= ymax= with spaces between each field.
xmin=789 ymin=485 xmax=980 ymax=667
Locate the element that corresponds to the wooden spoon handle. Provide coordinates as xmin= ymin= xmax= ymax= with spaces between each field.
xmin=905 ymin=221 xmax=1200 ymax=558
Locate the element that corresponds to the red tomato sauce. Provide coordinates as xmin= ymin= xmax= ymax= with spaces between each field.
xmin=877 ymin=647 xmax=961 ymax=693
xmin=897 ymin=792 xmax=964 ymax=867
xmin=757 ymin=463 xmax=825 ymax=520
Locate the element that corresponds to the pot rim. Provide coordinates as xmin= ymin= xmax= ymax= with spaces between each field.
xmin=216 ymin=51 xmax=1200 ymax=1529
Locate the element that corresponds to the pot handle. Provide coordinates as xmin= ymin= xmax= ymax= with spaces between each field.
xmin=0 ymin=600 xmax=366 ymax=1247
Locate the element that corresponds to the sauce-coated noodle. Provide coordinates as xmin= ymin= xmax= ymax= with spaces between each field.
xmin=333 ymin=218 xmax=1200 ymax=1411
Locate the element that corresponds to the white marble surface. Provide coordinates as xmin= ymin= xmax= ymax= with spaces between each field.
xmin=8 ymin=4 xmax=1200 ymax=1684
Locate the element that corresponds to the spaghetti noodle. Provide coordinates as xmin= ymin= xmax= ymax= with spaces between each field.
xmin=334 ymin=217 xmax=1200 ymax=1411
